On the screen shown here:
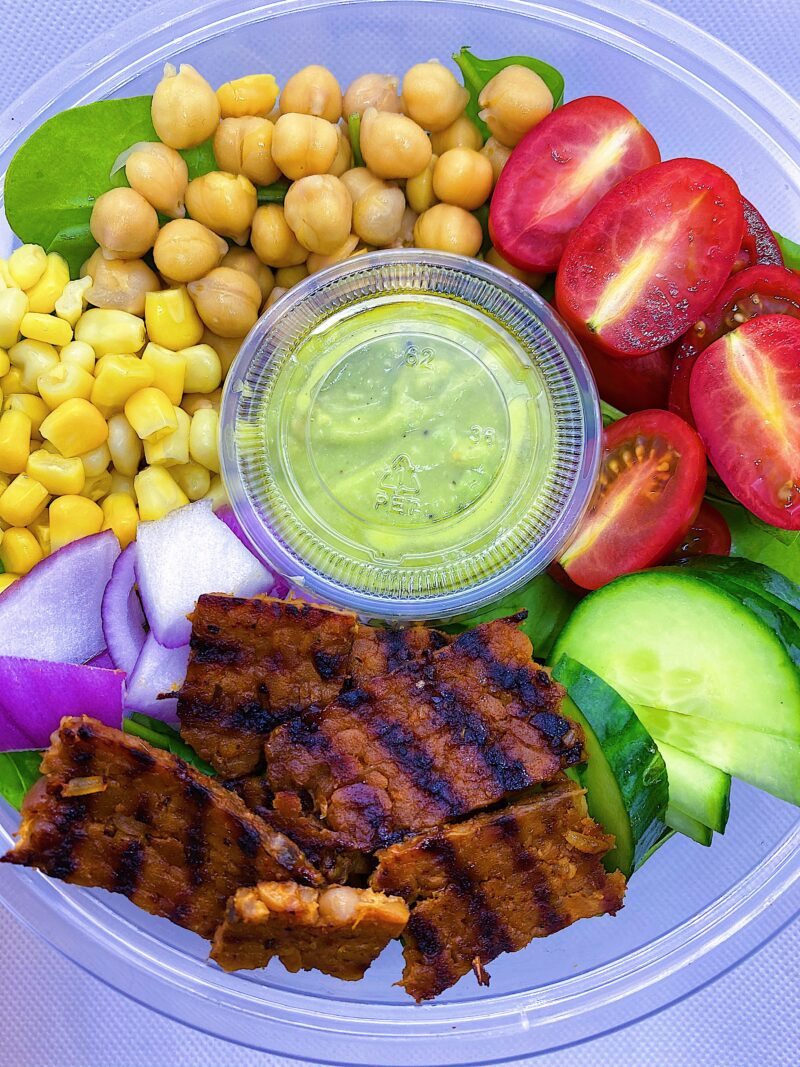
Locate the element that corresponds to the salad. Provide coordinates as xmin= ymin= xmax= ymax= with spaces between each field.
xmin=0 ymin=47 xmax=799 ymax=1000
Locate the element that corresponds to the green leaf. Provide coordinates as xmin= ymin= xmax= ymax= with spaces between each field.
xmin=774 ymin=230 xmax=800 ymax=271
xmin=122 ymin=712 xmax=216 ymax=776
xmin=452 ymin=46 xmax=565 ymax=141
xmin=256 ymin=178 xmax=292 ymax=205
xmin=348 ymin=113 xmax=364 ymax=169
xmin=0 ymin=750 xmax=42 ymax=810
xmin=472 ymin=202 xmax=492 ymax=256
xmin=600 ymin=399 xmax=625 ymax=427
xmin=707 ymin=490 xmax=800 ymax=584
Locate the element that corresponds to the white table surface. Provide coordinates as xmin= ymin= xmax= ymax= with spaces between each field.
xmin=1 ymin=1 xmax=799 ymax=1064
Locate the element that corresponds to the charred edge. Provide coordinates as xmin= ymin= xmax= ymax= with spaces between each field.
xmin=312 ymin=650 xmax=345 ymax=681
xmin=337 ymin=687 xmax=371 ymax=710
xmin=404 ymin=912 xmax=454 ymax=999
xmin=184 ymin=820 xmax=206 ymax=887
xmin=532 ymin=712 xmax=584 ymax=762
xmin=48 ymin=797 xmax=89 ymax=879
xmin=428 ymin=630 xmax=449 ymax=652
xmin=129 ymin=746 xmax=156 ymax=770
xmin=229 ymin=700 xmax=276 ymax=735
xmin=367 ymin=714 xmax=462 ymax=813
xmin=234 ymin=818 xmax=262 ymax=859
xmin=380 ymin=629 xmax=417 ymax=673
xmin=494 ymin=813 xmax=565 ymax=936
xmin=113 ymin=841 xmax=144 ymax=898
xmin=189 ymin=635 xmax=245 ymax=666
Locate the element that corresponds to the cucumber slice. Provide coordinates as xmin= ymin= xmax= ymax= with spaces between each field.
xmin=677 ymin=556 xmax=800 ymax=630
xmin=551 ymin=569 xmax=800 ymax=740
xmin=656 ymin=739 xmax=730 ymax=833
xmin=635 ymin=703 xmax=800 ymax=807
xmin=553 ymin=655 xmax=668 ymax=877
xmin=665 ymin=804 xmax=713 ymax=846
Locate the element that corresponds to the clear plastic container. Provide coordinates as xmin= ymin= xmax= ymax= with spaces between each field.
xmin=221 ymin=249 xmax=601 ymax=620
xmin=1 ymin=1 xmax=800 ymax=1063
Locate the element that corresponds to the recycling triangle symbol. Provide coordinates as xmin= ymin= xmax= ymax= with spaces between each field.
xmin=380 ymin=454 xmax=421 ymax=496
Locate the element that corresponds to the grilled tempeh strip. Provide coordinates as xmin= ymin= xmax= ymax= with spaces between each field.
xmin=371 ymin=777 xmax=626 ymax=1001
xmin=266 ymin=617 xmax=586 ymax=850
xmin=211 ymin=881 xmax=409 ymax=979
xmin=1 ymin=717 xmax=321 ymax=938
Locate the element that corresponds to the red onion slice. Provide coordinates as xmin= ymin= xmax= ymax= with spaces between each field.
xmin=124 ymin=635 xmax=190 ymax=723
xmin=101 ymin=543 xmax=147 ymax=674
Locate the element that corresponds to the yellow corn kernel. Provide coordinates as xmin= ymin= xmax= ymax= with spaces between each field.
xmin=0 ymin=472 xmax=9 ymax=496
xmin=189 ymin=408 xmax=220 ymax=473
xmin=0 ymin=474 xmax=50 ymax=526
xmin=0 ymin=260 xmax=14 ymax=287
xmin=81 ymin=470 xmax=113 ymax=502
xmin=141 ymin=343 xmax=186 ymax=404
xmin=9 ymin=339 xmax=60 ymax=393
xmin=37 ymin=363 xmax=95 ymax=410
xmin=4 ymin=394 xmax=50 ymax=436
xmin=20 ymin=312 xmax=73 ymax=348
xmin=49 ymin=494 xmax=104 ymax=552
xmin=181 ymin=389 xmax=221 ymax=416
xmin=110 ymin=471 xmax=136 ymax=499
xmin=107 ymin=413 xmax=143 ymax=478
xmin=172 ymin=461 xmax=211 ymax=501
xmin=28 ymin=512 xmax=51 ymax=555
xmin=0 ymin=572 xmax=20 ymax=594
xmin=55 ymin=277 xmax=92 ymax=327
xmin=74 ymin=308 xmax=146 ymax=358
xmin=26 ymin=253 xmax=70 ymax=314
xmin=26 ymin=448 xmax=86 ymax=495
xmin=180 ymin=343 xmax=222 ymax=394
xmin=8 ymin=245 xmax=47 ymax=290
xmin=0 ymin=289 xmax=30 ymax=349
xmin=91 ymin=356 xmax=155 ymax=414
xmin=145 ymin=288 xmax=203 ymax=351
xmin=124 ymin=387 xmax=178 ymax=442
xmin=0 ymin=526 xmax=43 ymax=575
xmin=60 ymin=342 xmax=95 ymax=375
xmin=80 ymin=442 xmax=111 ymax=478
xmin=101 ymin=492 xmax=139 ymax=549
xmin=203 ymin=474 xmax=228 ymax=510
xmin=134 ymin=466 xmax=189 ymax=521
xmin=143 ymin=406 xmax=190 ymax=467
xmin=0 ymin=367 xmax=29 ymax=396
xmin=0 ymin=410 xmax=32 ymax=475
xmin=0 ymin=349 xmax=9 ymax=378
xmin=40 ymin=398 xmax=109 ymax=458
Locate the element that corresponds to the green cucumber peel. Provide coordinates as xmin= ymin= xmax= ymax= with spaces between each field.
xmin=675 ymin=554 xmax=800 ymax=630
xmin=774 ymin=230 xmax=800 ymax=270
xmin=123 ymin=712 xmax=215 ymax=776
xmin=0 ymin=750 xmax=42 ymax=810
xmin=452 ymin=46 xmax=565 ymax=141
xmin=347 ymin=112 xmax=364 ymax=168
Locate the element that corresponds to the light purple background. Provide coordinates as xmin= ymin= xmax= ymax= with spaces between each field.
xmin=1 ymin=1 xmax=799 ymax=1064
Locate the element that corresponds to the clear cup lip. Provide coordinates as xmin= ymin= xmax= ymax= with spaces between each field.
xmin=220 ymin=248 xmax=602 ymax=621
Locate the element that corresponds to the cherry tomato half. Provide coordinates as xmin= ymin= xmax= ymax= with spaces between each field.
xmin=489 ymin=96 xmax=660 ymax=273
xmin=690 ymin=314 xmax=800 ymax=530
xmin=669 ymin=264 xmax=800 ymax=425
xmin=556 ymin=158 xmax=744 ymax=356
xmin=560 ymin=409 xmax=707 ymax=590
xmin=582 ymin=339 xmax=672 ymax=413
xmin=731 ymin=198 xmax=784 ymax=274
xmin=666 ymin=501 xmax=732 ymax=561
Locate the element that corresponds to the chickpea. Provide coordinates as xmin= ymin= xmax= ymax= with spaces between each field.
xmin=124 ymin=142 xmax=188 ymax=219
xmin=153 ymin=219 xmax=228 ymax=284
xmin=184 ymin=171 xmax=257 ymax=245
xmin=263 ymin=286 xmax=288 ymax=311
xmin=217 ymin=73 xmax=279 ymax=118
xmin=414 ymin=203 xmax=483 ymax=257
xmin=478 ymin=65 xmax=553 ymax=147
xmin=275 ymin=264 xmax=309 ymax=289
xmin=339 ymin=167 xmax=383 ymax=203
xmin=271 ymin=114 xmax=339 ymax=180
xmin=202 ymin=329 xmax=241 ymax=376
xmin=85 ymin=258 xmax=161 ymax=316
xmin=352 ymin=183 xmax=405 ymax=247
xmin=213 ymin=117 xmax=281 ymax=187
xmin=90 ymin=188 xmax=159 ymax=261
xmin=393 ymin=206 xmax=418 ymax=248
xmin=187 ymin=267 xmax=262 ymax=338
xmin=401 ymin=61 xmax=469 ymax=132
xmin=433 ymin=148 xmax=493 ymax=211
xmin=306 ymin=233 xmax=360 ymax=273
xmin=481 ymin=136 xmax=512 ymax=185
xmin=342 ymin=73 xmax=401 ymax=117
xmin=283 ymin=174 xmax=353 ymax=255
xmin=151 ymin=63 xmax=220 ymax=149
xmin=405 ymin=155 xmax=438 ymax=215
xmin=360 ymin=108 xmax=431 ymax=180
xmin=430 ymin=113 xmax=483 ymax=155
xmin=485 ymin=246 xmax=546 ymax=288
xmin=280 ymin=65 xmax=342 ymax=123
xmin=221 ymin=248 xmax=275 ymax=302
xmin=250 ymin=205 xmax=309 ymax=268
xmin=328 ymin=125 xmax=353 ymax=177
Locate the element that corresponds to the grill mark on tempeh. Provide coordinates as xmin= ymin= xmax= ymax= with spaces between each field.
xmin=47 ymin=797 xmax=88 ymax=879
xmin=363 ymin=711 xmax=464 ymax=814
xmin=493 ymin=812 xmax=565 ymax=936
xmin=113 ymin=841 xmax=145 ymax=898
xmin=404 ymin=912 xmax=454 ymax=996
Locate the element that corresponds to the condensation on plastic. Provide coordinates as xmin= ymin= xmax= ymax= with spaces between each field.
xmin=0 ymin=2 xmax=799 ymax=1065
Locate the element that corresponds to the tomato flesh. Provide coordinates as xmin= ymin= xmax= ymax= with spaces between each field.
xmin=667 ymin=501 xmax=731 ymax=561
xmin=669 ymin=264 xmax=800 ymax=425
xmin=582 ymin=339 xmax=672 ymax=413
xmin=731 ymin=198 xmax=783 ymax=273
xmin=561 ymin=409 xmax=707 ymax=590
xmin=489 ymin=96 xmax=660 ymax=273
xmin=690 ymin=314 xmax=800 ymax=530
xmin=556 ymin=158 xmax=744 ymax=356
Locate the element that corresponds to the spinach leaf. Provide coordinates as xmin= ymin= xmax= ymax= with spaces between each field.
xmin=122 ymin=712 xmax=216 ymax=776
xmin=257 ymin=177 xmax=292 ymax=205
xmin=452 ymin=46 xmax=565 ymax=141
xmin=707 ymin=491 xmax=800 ymax=584
xmin=774 ymin=230 xmax=800 ymax=271
xmin=0 ymin=750 xmax=42 ymax=810
xmin=348 ymin=113 xmax=364 ymax=168
xmin=472 ymin=202 xmax=492 ymax=256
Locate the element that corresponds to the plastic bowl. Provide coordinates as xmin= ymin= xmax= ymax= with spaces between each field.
xmin=1 ymin=1 xmax=800 ymax=1063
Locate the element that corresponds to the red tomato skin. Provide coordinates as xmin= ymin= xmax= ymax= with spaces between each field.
xmin=555 ymin=158 xmax=744 ymax=356
xmin=667 ymin=501 xmax=732 ymax=560
xmin=690 ymin=314 xmax=800 ymax=530
xmin=561 ymin=409 xmax=707 ymax=590
xmin=489 ymin=96 xmax=660 ymax=273
xmin=731 ymin=198 xmax=784 ymax=274
xmin=582 ymin=339 xmax=672 ymax=413
xmin=669 ymin=264 xmax=800 ymax=425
